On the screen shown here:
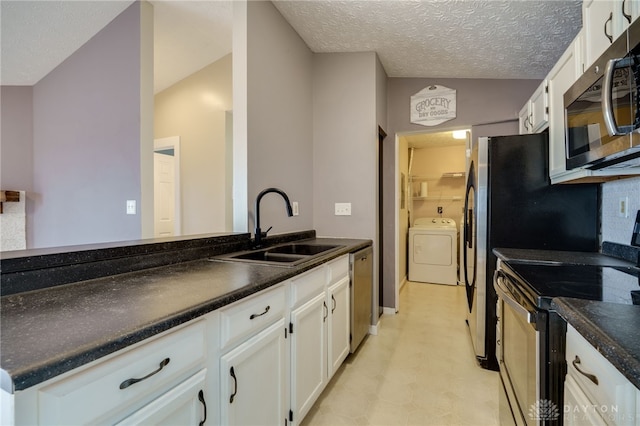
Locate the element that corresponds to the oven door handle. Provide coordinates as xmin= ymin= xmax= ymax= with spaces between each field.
xmin=494 ymin=272 xmax=536 ymax=325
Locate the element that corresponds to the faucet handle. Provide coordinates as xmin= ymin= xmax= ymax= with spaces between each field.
xmin=262 ymin=226 xmax=273 ymax=236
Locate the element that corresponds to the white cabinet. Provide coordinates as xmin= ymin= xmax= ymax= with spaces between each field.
xmin=518 ymin=102 xmax=532 ymax=135
xmin=116 ymin=369 xmax=208 ymax=426
xmin=219 ymin=284 xmax=287 ymax=426
xmin=5 ymin=318 xmax=211 ymax=426
xmin=519 ymin=81 xmax=548 ymax=135
xmin=564 ymin=324 xmax=639 ymax=425
xmin=548 ymin=32 xmax=583 ymax=181
xmin=220 ymin=319 xmax=287 ymax=426
xmin=290 ymin=289 xmax=326 ymax=423
xmin=327 ymin=276 xmax=350 ymax=378
xmin=289 ymin=255 xmax=351 ymax=425
xmin=583 ymin=0 xmax=640 ymax=70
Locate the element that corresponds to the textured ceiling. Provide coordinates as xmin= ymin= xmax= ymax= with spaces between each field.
xmin=402 ymin=130 xmax=468 ymax=149
xmin=0 ymin=0 xmax=232 ymax=92
xmin=1 ymin=0 xmax=582 ymax=89
xmin=273 ymin=0 xmax=583 ymax=79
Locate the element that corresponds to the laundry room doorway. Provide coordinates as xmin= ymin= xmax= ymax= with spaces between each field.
xmin=396 ymin=128 xmax=470 ymax=300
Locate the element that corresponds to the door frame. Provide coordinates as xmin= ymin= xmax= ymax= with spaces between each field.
xmin=154 ymin=136 xmax=182 ymax=237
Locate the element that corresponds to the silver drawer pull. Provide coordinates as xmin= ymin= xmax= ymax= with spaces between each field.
xmin=119 ymin=357 xmax=170 ymax=389
xmin=249 ymin=305 xmax=270 ymax=320
xmin=572 ymin=355 xmax=599 ymax=385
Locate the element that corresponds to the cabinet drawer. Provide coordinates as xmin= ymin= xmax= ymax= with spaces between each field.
xmin=38 ymin=320 xmax=206 ymax=425
xmin=220 ymin=284 xmax=285 ymax=349
xmin=327 ymin=255 xmax=349 ymax=283
xmin=115 ymin=369 xmax=207 ymax=425
xmin=289 ymin=266 xmax=325 ymax=308
xmin=565 ymin=325 xmax=636 ymax=422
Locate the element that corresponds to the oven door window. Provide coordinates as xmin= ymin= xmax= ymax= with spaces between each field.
xmin=502 ymin=301 xmax=538 ymax=425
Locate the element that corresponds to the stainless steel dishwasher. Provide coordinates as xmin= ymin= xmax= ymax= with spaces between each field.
xmin=350 ymin=246 xmax=373 ymax=353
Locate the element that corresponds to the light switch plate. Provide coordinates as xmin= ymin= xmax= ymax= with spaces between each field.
xmin=292 ymin=201 xmax=299 ymax=216
xmin=335 ymin=203 xmax=351 ymax=216
xmin=126 ymin=200 xmax=136 ymax=215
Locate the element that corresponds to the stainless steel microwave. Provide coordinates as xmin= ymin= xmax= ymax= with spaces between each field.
xmin=564 ymin=18 xmax=640 ymax=170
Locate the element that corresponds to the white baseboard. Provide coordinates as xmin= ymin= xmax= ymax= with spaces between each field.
xmin=369 ymin=318 xmax=381 ymax=335
xmin=382 ymin=306 xmax=397 ymax=316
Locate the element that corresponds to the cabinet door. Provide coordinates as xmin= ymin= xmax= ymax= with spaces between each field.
xmin=530 ymin=80 xmax=548 ymax=133
xmin=548 ymin=32 xmax=582 ymax=179
xmin=290 ymin=292 xmax=327 ymax=423
xmin=564 ymin=375 xmax=607 ymax=426
xmin=328 ymin=276 xmax=350 ymax=379
xmin=115 ymin=370 xmax=208 ymax=426
xmin=583 ymin=0 xmax=616 ymax=69
xmin=518 ymin=102 xmax=531 ymax=135
xmin=220 ymin=319 xmax=286 ymax=426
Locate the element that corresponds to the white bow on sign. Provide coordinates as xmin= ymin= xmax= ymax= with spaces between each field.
xmin=410 ymin=85 xmax=457 ymax=127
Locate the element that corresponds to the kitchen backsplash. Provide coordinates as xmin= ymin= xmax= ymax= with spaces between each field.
xmin=602 ymin=176 xmax=640 ymax=245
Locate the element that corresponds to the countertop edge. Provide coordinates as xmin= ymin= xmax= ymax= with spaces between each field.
xmin=551 ymin=297 xmax=640 ymax=390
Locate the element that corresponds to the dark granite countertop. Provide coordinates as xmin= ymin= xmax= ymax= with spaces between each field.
xmin=551 ymin=298 xmax=640 ymax=390
xmin=0 ymin=237 xmax=371 ymax=393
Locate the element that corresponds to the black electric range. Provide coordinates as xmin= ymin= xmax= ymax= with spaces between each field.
xmin=504 ymin=263 xmax=640 ymax=309
xmin=496 ymin=256 xmax=640 ymax=426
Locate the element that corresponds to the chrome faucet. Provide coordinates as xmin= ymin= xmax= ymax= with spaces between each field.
xmin=254 ymin=187 xmax=293 ymax=248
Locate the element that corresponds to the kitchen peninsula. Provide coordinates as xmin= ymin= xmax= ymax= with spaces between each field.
xmin=1 ymin=231 xmax=372 ymax=425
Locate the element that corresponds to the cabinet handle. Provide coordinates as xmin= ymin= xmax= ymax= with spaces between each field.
xmin=249 ymin=305 xmax=270 ymax=320
xmin=331 ymin=295 xmax=337 ymax=313
xmin=119 ymin=357 xmax=170 ymax=389
xmin=323 ymin=301 xmax=328 ymax=322
xmin=623 ymin=0 xmax=632 ymax=23
xmin=572 ymin=355 xmax=599 ymax=385
xmin=229 ymin=366 xmax=238 ymax=403
xmin=198 ymin=390 xmax=207 ymax=426
xmin=605 ymin=12 xmax=613 ymax=43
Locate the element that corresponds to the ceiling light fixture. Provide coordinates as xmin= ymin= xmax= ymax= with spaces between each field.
xmin=452 ymin=130 xmax=468 ymax=139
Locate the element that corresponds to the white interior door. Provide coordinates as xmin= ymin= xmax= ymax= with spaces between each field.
xmin=154 ymin=137 xmax=181 ymax=237
xmin=154 ymin=152 xmax=176 ymax=237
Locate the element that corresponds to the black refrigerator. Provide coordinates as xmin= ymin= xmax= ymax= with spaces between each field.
xmin=462 ymin=133 xmax=599 ymax=370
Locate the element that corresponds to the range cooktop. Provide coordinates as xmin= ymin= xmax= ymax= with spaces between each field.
xmin=504 ymin=263 xmax=640 ymax=308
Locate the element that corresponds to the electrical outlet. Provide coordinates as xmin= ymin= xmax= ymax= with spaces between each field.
xmin=335 ymin=203 xmax=351 ymax=216
xmin=292 ymin=201 xmax=299 ymax=216
xmin=619 ymin=197 xmax=629 ymax=218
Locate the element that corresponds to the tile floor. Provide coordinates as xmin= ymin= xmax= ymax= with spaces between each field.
xmin=301 ymin=281 xmax=499 ymax=426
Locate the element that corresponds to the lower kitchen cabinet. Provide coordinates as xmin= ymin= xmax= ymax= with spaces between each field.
xmin=564 ymin=324 xmax=639 ymax=426
xmin=289 ymin=255 xmax=350 ymax=425
xmin=290 ymin=292 xmax=327 ymax=422
xmin=327 ymin=275 xmax=350 ymax=378
xmin=115 ymin=369 xmax=208 ymax=425
xmin=4 ymin=317 xmax=211 ymax=425
xmin=220 ymin=319 xmax=287 ymax=426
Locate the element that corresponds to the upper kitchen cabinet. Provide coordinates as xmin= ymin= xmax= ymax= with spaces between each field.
xmin=583 ymin=0 xmax=640 ymax=70
xmin=519 ymin=80 xmax=549 ymax=135
xmin=548 ymin=32 xmax=583 ymax=182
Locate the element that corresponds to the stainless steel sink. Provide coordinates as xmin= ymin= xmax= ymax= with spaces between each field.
xmin=214 ymin=243 xmax=342 ymax=266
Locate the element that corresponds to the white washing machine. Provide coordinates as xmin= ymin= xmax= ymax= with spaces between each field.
xmin=409 ymin=217 xmax=458 ymax=285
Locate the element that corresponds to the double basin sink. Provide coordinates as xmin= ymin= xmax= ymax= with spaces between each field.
xmin=215 ymin=242 xmax=343 ymax=267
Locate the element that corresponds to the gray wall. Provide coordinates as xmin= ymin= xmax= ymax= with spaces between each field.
xmin=1 ymin=86 xmax=33 ymax=192
xmin=384 ymin=77 xmax=540 ymax=309
xmin=312 ymin=52 xmax=384 ymax=324
xmin=246 ymin=1 xmax=313 ymax=235
xmin=30 ymin=2 xmax=151 ymax=248
xmin=154 ymin=54 xmax=233 ymax=235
